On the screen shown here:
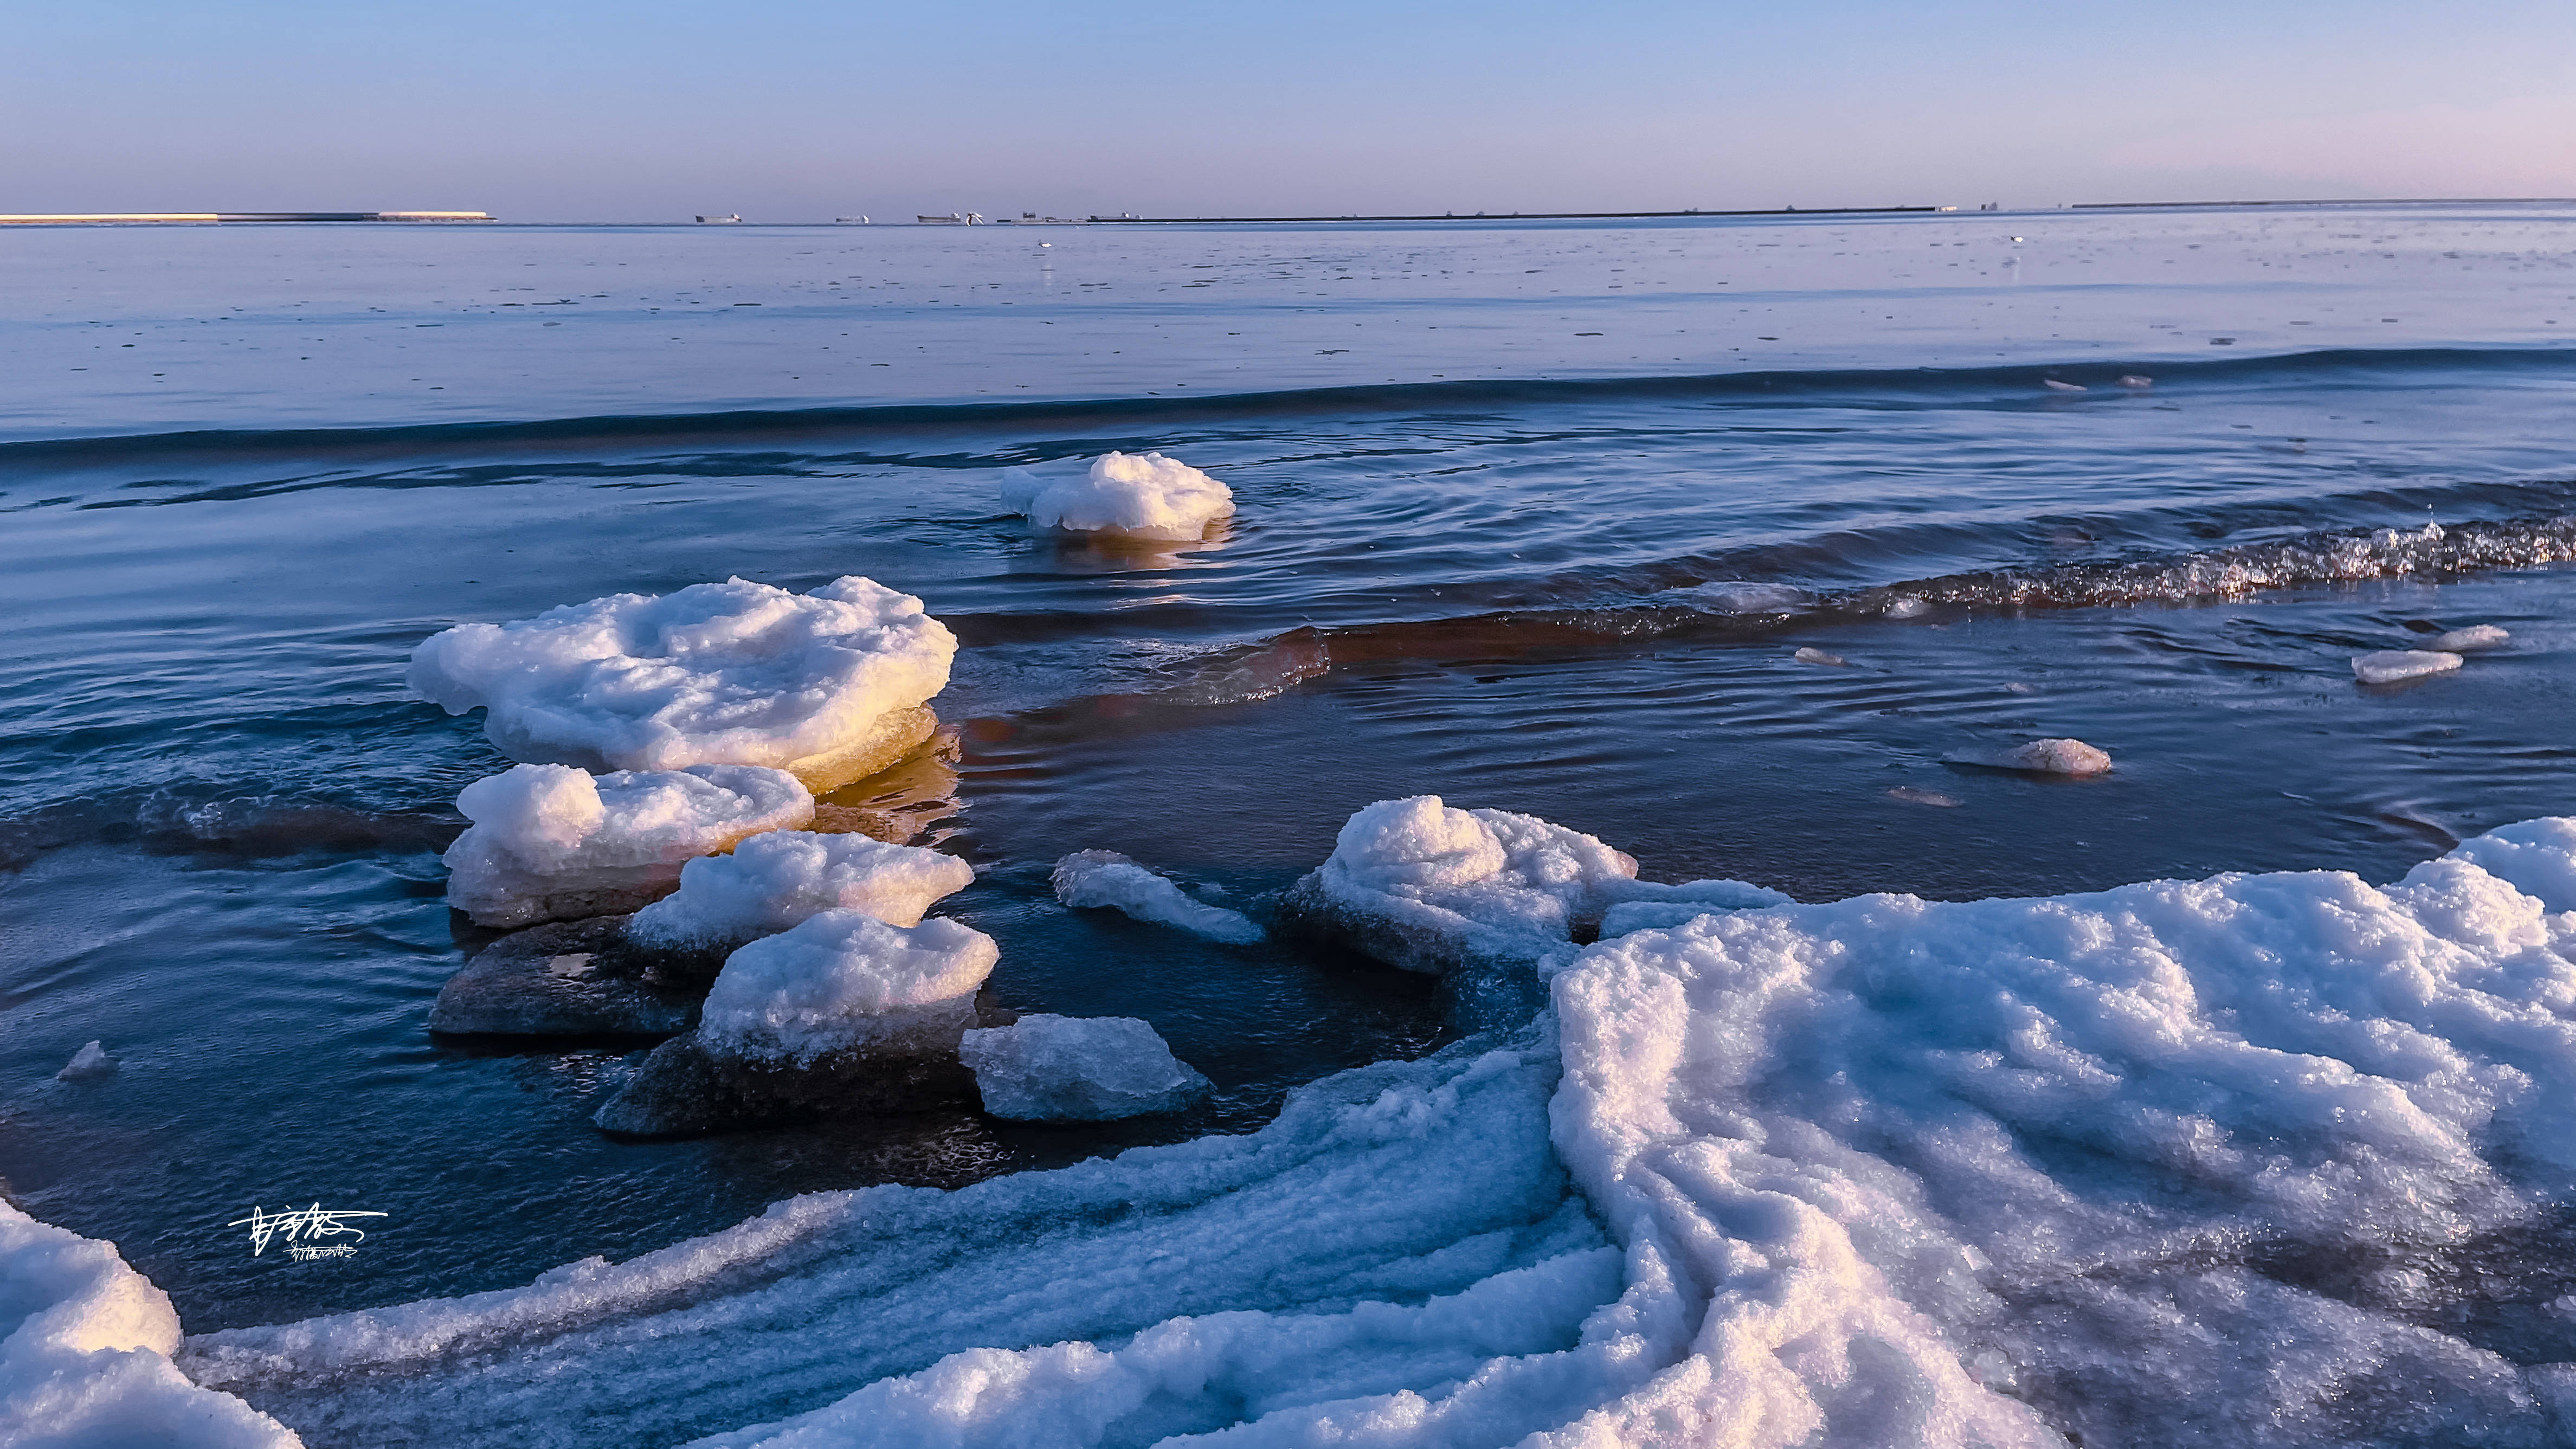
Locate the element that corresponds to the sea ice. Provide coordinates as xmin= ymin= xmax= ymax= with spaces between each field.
xmin=1050 ymin=849 xmax=1263 ymax=943
xmin=2353 ymin=648 xmax=2463 ymax=684
xmin=1792 ymin=646 xmax=1847 ymax=665
xmin=1280 ymin=795 xmax=1786 ymax=973
xmin=960 ymin=1014 xmax=1212 ymax=1120
xmin=623 ymin=830 xmax=975 ymax=964
xmin=55 ymin=1040 xmax=117 ymax=1081
xmin=408 ymin=576 xmax=955 ymax=791
xmin=0 ymin=1201 xmax=302 ymax=1447
xmin=2429 ymin=624 xmax=2510 ymax=652
xmin=698 ymin=910 xmax=997 ymax=1064
xmin=427 ymin=916 xmax=697 ymax=1039
xmin=1947 ymin=736 xmax=2114 ymax=774
xmin=442 ymin=763 xmax=813 ymax=928
xmin=1005 ymin=450 xmax=1234 ymax=540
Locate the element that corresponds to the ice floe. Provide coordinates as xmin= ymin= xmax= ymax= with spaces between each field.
xmin=1004 ymin=451 xmax=1234 ymax=540
xmin=2353 ymin=648 xmax=2464 ymax=684
xmin=623 ymin=830 xmax=975 ymax=966
xmin=1051 ymin=849 xmax=1263 ymax=943
xmin=409 ymin=576 xmax=955 ymax=791
xmin=442 ymin=763 xmax=813 ymax=928
xmin=1280 ymin=795 xmax=1787 ymax=973
xmin=1 ymin=1201 xmax=302 ymax=1447
xmin=1792 ymin=645 xmax=1847 ymax=665
xmin=426 ymin=916 xmax=697 ymax=1039
xmin=2429 ymin=624 xmax=2510 ymax=652
xmin=961 ymin=1014 xmax=1211 ymax=1120
xmin=55 ymin=1040 xmax=117 ymax=1081
xmin=1946 ymin=736 xmax=2114 ymax=774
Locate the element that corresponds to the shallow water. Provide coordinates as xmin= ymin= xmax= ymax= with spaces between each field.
xmin=2 ymin=205 xmax=2572 ymax=1368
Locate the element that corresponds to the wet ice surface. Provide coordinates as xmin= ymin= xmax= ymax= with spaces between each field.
xmin=0 ymin=205 xmax=2571 ymax=1443
xmin=4 ymin=202 xmax=2574 ymax=440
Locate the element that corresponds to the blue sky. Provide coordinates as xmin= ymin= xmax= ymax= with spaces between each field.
xmin=9 ymin=1 xmax=2572 ymax=220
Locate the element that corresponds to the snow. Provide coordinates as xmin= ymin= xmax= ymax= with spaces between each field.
xmin=1004 ymin=452 xmax=1235 ymax=540
xmin=959 ymin=1015 xmax=1212 ymax=1120
xmin=698 ymin=911 xmax=997 ymax=1063
xmin=2429 ymin=624 xmax=2510 ymax=652
xmin=1 ymin=1201 xmax=302 ymax=1447
xmin=55 ymin=1041 xmax=117 ymax=1081
xmin=408 ymin=576 xmax=955 ymax=791
xmin=624 ymin=830 xmax=975 ymax=956
xmin=1548 ymin=814 xmax=2576 ymax=1447
xmin=442 ymin=763 xmax=813 ymax=928
xmin=2354 ymin=648 xmax=2464 ymax=684
xmin=1281 ymin=795 xmax=1785 ymax=973
xmin=1050 ymin=850 xmax=1263 ymax=943
xmin=164 ymin=814 xmax=2576 ymax=1447
xmin=1946 ymin=737 xmax=2114 ymax=774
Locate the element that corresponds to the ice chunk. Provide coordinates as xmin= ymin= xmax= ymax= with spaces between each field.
xmin=1888 ymin=784 xmax=1963 ymax=807
xmin=0 ymin=1201 xmax=303 ymax=1447
xmin=1596 ymin=878 xmax=1794 ymax=939
xmin=2354 ymin=648 xmax=2463 ymax=684
xmin=2428 ymin=624 xmax=2509 ymax=652
xmin=624 ymin=830 xmax=974 ymax=961
xmin=1947 ymin=736 xmax=2114 ymax=774
xmin=56 ymin=1040 xmax=117 ymax=1080
xmin=1792 ymin=645 xmax=1847 ymax=665
xmin=1549 ymin=817 xmax=2576 ymax=1447
xmin=442 ymin=763 xmax=813 ymax=928
xmin=1010 ymin=450 xmax=1234 ymax=540
xmin=1663 ymin=581 xmax=1808 ymax=613
xmin=1050 ymin=850 xmax=1263 ymax=943
xmin=1280 ymin=795 xmax=1782 ymax=973
xmin=2043 ymin=377 xmax=2086 ymax=392
xmin=408 ymin=576 xmax=955 ymax=791
xmin=699 ymin=911 xmax=996 ymax=1063
xmin=960 ymin=1014 xmax=1212 ymax=1120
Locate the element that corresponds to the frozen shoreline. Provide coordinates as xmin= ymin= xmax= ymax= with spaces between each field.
xmin=21 ymin=814 xmax=2574 ymax=1446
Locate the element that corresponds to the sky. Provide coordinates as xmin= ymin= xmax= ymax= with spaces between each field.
xmin=8 ymin=1 xmax=2573 ymax=222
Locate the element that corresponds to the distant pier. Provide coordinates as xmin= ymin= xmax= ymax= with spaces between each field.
xmin=0 ymin=211 xmax=493 ymax=225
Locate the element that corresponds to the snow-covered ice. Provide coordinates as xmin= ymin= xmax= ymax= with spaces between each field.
xmin=1946 ymin=736 xmax=2114 ymax=774
xmin=1 ymin=1201 xmax=301 ymax=1447
xmin=408 ymin=576 xmax=955 ymax=791
xmin=137 ymin=814 xmax=2576 ymax=1446
xmin=1280 ymin=794 xmax=1787 ymax=973
xmin=624 ymin=830 xmax=975 ymax=960
xmin=2429 ymin=624 xmax=2510 ymax=652
xmin=1051 ymin=850 xmax=1263 ymax=943
xmin=960 ymin=1015 xmax=1212 ymax=1120
xmin=442 ymin=763 xmax=813 ymax=928
xmin=698 ymin=911 xmax=997 ymax=1064
xmin=1002 ymin=451 xmax=1235 ymax=540
xmin=2354 ymin=648 xmax=2464 ymax=684
xmin=55 ymin=1041 xmax=117 ymax=1081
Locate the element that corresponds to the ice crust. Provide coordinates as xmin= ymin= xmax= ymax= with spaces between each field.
xmin=408 ymin=577 xmax=954 ymax=790
xmin=164 ymin=815 xmax=2576 ymax=1447
xmin=700 ymin=911 xmax=997 ymax=1063
xmin=2355 ymin=647 xmax=2465 ymax=683
xmin=1050 ymin=850 xmax=1264 ymax=943
xmin=960 ymin=1015 xmax=1212 ymax=1120
xmin=1281 ymin=794 xmax=1788 ymax=973
xmin=0 ymin=1201 xmax=301 ymax=1447
xmin=442 ymin=763 xmax=814 ymax=928
xmin=1003 ymin=451 xmax=1234 ymax=540
xmin=625 ymin=830 xmax=975 ymax=956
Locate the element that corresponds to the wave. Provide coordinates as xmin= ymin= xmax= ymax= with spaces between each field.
xmin=0 ymin=788 xmax=459 ymax=871
xmin=8 ymin=346 xmax=2573 ymax=476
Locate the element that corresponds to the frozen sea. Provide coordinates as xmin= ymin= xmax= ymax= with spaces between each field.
xmin=4 ymin=203 xmax=2575 ymax=1446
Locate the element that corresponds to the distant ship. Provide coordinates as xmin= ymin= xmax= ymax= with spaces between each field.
xmin=917 ymin=212 xmax=984 ymax=225
xmin=835 ymin=216 xmax=871 ymax=224
xmin=695 ymin=214 xmax=742 ymax=224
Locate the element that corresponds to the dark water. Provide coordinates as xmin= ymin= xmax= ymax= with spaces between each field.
xmin=1 ymin=210 xmax=2571 ymax=1336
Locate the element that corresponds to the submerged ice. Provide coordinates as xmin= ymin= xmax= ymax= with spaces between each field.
xmin=960 ymin=1014 xmax=1210 ymax=1121
xmin=1051 ymin=849 xmax=1264 ymax=943
xmin=409 ymin=576 xmax=955 ymax=791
